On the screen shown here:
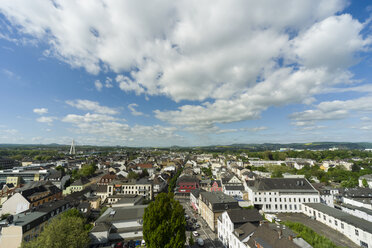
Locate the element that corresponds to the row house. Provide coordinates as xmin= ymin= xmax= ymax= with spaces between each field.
xmin=2 ymin=181 xmax=62 ymax=215
xmin=198 ymin=191 xmax=240 ymax=232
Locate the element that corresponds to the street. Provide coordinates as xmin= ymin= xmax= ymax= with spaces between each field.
xmin=178 ymin=199 xmax=225 ymax=248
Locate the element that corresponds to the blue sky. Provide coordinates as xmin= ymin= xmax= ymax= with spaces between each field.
xmin=0 ymin=0 xmax=372 ymax=146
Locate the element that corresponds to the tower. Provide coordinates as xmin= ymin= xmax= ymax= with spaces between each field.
xmin=69 ymin=139 xmax=76 ymax=155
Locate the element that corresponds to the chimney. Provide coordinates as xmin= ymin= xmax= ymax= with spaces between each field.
xmin=278 ymin=229 xmax=282 ymax=240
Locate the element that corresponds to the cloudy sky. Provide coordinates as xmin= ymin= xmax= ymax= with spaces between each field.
xmin=0 ymin=0 xmax=371 ymax=146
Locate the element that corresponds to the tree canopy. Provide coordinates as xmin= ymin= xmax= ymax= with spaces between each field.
xmin=21 ymin=209 xmax=90 ymax=248
xmin=143 ymin=193 xmax=186 ymax=248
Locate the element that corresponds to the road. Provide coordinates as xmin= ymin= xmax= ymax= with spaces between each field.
xmin=277 ymin=213 xmax=359 ymax=248
xmin=178 ymin=199 xmax=225 ymax=248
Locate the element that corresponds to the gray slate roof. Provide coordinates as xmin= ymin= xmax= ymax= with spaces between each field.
xmin=227 ymin=209 xmax=263 ymax=224
xmin=252 ymin=178 xmax=317 ymax=193
xmin=304 ymin=203 xmax=372 ymax=234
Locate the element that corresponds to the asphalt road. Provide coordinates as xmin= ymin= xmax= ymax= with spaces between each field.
xmin=277 ymin=213 xmax=359 ymax=248
xmin=178 ymin=199 xmax=225 ymax=248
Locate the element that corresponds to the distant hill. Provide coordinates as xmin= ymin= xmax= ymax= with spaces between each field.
xmin=0 ymin=142 xmax=371 ymax=151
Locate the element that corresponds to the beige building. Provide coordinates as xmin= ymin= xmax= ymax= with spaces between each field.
xmin=198 ymin=191 xmax=239 ymax=232
xmin=0 ymin=200 xmax=70 ymax=248
xmin=6 ymin=176 xmax=21 ymax=187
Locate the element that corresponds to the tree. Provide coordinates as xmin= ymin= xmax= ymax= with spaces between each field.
xmin=143 ymin=193 xmax=186 ymax=248
xmin=189 ymin=232 xmax=194 ymax=246
xmin=21 ymin=212 xmax=90 ymax=248
xmin=362 ymin=178 xmax=369 ymax=188
xmin=128 ymin=171 xmax=139 ymax=180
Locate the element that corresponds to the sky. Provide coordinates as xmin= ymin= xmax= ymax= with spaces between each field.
xmin=0 ymin=0 xmax=372 ymax=147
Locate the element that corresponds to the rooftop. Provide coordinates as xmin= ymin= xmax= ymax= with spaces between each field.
xmin=304 ymin=203 xmax=372 ymax=234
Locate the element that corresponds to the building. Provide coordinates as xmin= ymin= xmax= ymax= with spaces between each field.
xmin=97 ymin=173 xmax=117 ymax=186
xmin=0 ymin=200 xmax=70 ymax=248
xmin=0 ymin=157 xmax=19 ymax=170
xmin=210 ymin=180 xmax=222 ymax=192
xmin=0 ymin=169 xmax=48 ymax=184
xmin=217 ymin=208 xmax=263 ymax=248
xmin=190 ymin=189 xmax=202 ymax=212
xmin=90 ymin=205 xmax=146 ymax=246
xmin=63 ymin=177 xmax=90 ymax=195
xmin=107 ymin=178 xmax=153 ymax=200
xmin=303 ymin=203 xmax=372 ymax=248
xmin=6 ymin=176 xmax=21 ymax=187
xmin=176 ymin=176 xmax=200 ymax=196
xmin=246 ymin=178 xmax=319 ymax=213
xmin=1 ymin=181 xmax=62 ymax=215
xmin=199 ymin=191 xmax=240 ymax=232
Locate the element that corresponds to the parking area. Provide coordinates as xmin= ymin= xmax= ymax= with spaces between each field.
xmin=178 ymin=199 xmax=224 ymax=248
xmin=277 ymin=213 xmax=359 ymax=248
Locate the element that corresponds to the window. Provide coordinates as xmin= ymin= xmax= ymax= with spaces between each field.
xmin=323 ymin=215 xmax=326 ymax=221
xmin=355 ymin=229 xmax=359 ymax=236
xmin=289 ymin=198 xmax=291 ymax=202
xmin=308 ymin=198 xmax=311 ymax=202
xmin=298 ymin=198 xmax=301 ymax=203
xmin=335 ymin=220 xmax=337 ymax=226
xmin=318 ymin=213 xmax=321 ymax=218
xmin=341 ymin=223 xmax=344 ymax=229
xmin=294 ymin=198 xmax=296 ymax=202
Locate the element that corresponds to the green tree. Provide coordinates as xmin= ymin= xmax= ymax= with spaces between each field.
xmin=143 ymin=193 xmax=186 ymax=248
xmin=128 ymin=171 xmax=139 ymax=180
xmin=362 ymin=178 xmax=369 ymax=188
xmin=189 ymin=232 xmax=194 ymax=246
xmin=21 ymin=214 xmax=90 ymax=248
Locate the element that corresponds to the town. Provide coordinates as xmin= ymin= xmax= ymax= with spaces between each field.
xmin=0 ymin=143 xmax=371 ymax=248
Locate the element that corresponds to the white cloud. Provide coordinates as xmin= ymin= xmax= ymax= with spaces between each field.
xmin=1 ymin=0 xmax=371 ymax=134
xmin=61 ymin=112 xmax=181 ymax=146
xmin=94 ymin=80 xmax=103 ymax=91
xmin=128 ymin=103 xmax=144 ymax=116
xmin=105 ymin=77 xmax=113 ymax=88
xmin=33 ymin=108 xmax=48 ymax=115
xmin=361 ymin=116 xmax=371 ymax=121
xmin=240 ymin=127 xmax=268 ymax=132
xmin=66 ymin=99 xmax=119 ymax=115
xmin=290 ymin=95 xmax=372 ymax=124
xmin=36 ymin=116 xmax=56 ymax=125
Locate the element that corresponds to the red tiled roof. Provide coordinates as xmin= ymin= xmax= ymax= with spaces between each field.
xmin=137 ymin=163 xmax=153 ymax=169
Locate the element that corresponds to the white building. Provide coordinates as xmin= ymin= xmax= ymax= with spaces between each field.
xmin=246 ymin=178 xmax=320 ymax=213
xmin=303 ymin=203 xmax=372 ymax=248
xmin=217 ymin=209 xmax=263 ymax=248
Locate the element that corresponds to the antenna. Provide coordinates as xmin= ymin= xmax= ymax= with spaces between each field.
xmin=69 ymin=139 xmax=76 ymax=155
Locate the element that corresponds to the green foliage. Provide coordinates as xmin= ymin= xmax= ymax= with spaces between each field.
xmin=140 ymin=169 xmax=149 ymax=178
xmin=284 ymin=221 xmax=341 ymax=248
xmin=271 ymin=170 xmax=283 ymax=178
xmin=62 ymin=208 xmax=84 ymax=219
xmin=189 ymin=232 xmax=194 ymax=246
xmin=21 ymin=211 xmax=90 ymax=248
xmin=362 ymin=178 xmax=369 ymax=188
xmin=100 ymin=206 xmax=108 ymax=216
xmin=71 ymin=163 xmax=97 ymax=180
xmin=128 ymin=171 xmax=140 ymax=180
xmin=168 ymin=168 xmax=183 ymax=192
xmin=201 ymin=167 xmax=213 ymax=178
xmin=0 ymin=213 xmax=10 ymax=220
xmin=143 ymin=193 xmax=186 ymax=248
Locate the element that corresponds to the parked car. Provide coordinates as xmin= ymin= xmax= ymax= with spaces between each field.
xmin=195 ymin=223 xmax=200 ymax=228
xmin=191 ymin=218 xmax=197 ymax=223
xmin=185 ymin=214 xmax=190 ymax=219
xmin=197 ymin=238 xmax=204 ymax=247
xmin=192 ymin=231 xmax=199 ymax=237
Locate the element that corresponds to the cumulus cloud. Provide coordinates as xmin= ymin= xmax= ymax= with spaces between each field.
xmin=290 ymin=96 xmax=372 ymax=125
xmin=33 ymin=108 xmax=48 ymax=115
xmin=36 ymin=116 xmax=56 ymax=125
xmin=66 ymin=99 xmax=119 ymax=115
xmin=94 ymin=80 xmax=103 ymax=91
xmin=128 ymin=103 xmax=144 ymax=116
xmin=1 ymin=0 xmax=371 ymax=134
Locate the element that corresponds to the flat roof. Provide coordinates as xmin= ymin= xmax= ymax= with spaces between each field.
xmin=304 ymin=203 xmax=372 ymax=234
